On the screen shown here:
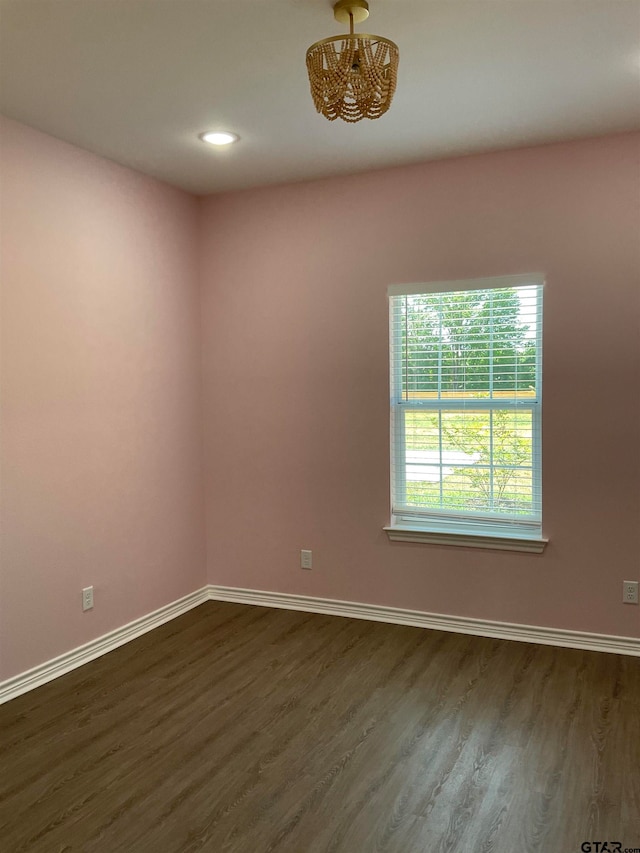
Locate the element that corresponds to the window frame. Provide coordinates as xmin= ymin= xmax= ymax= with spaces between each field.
xmin=384 ymin=274 xmax=547 ymax=553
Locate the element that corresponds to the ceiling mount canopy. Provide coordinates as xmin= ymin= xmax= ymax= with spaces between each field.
xmin=306 ymin=0 xmax=399 ymax=123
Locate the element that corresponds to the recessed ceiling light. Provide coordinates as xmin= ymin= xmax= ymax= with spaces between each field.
xmin=199 ymin=131 xmax=239 ymax=146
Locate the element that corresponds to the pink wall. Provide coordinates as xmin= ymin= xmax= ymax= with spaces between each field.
xmin=0 ymin=118 xmax=206 ymax=680
xmin=201 ymin=133 xmax=640 ymax=639
xmin=1 ymin=122 xmax=638 ymax=686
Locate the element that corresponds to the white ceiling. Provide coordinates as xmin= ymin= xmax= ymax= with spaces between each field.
xmin=1 ymin=0 xmax=639 ymax=195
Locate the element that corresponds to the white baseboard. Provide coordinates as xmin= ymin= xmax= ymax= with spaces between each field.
xmin=3 ymin=583 xmax=638 ymax=705
xmin=208 ymin=585 xmax=640 ymax=658
xmin=0 ymin=587 xmax=209 ymax=705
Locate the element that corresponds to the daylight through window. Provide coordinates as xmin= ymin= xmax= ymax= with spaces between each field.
xmin=388 ymin=274 xmax=544 ymax=548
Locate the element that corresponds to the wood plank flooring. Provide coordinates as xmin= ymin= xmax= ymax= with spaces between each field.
xmin=1 ymin=601 xmax=639 ymax=853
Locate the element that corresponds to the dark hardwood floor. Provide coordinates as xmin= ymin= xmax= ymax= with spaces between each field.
xmin=1 ymin=601 xmax=639 ymax=853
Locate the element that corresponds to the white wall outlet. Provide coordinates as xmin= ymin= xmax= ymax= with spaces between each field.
xmin=300 ymin=549 xmax=313 ymax=570
xmin=82 ymin=586 xmax=94 ymax=611
xmin=623 ymin=580 xmax=638 ymax=604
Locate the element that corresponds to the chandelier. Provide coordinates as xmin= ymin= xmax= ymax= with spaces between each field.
xmin=306 ymin=0 xmax=399 ymax=123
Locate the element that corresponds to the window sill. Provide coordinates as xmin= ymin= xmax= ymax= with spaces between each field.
xmin=383 ymin=526 xmax=548 ymax=554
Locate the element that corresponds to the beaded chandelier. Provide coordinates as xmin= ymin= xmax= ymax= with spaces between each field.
xmin=306 ymin=0 xmax=399 ymax=123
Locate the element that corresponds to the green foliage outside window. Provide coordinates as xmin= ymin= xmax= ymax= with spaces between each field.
xmin=397 ymin=287 xmax=538 ymax=517
xmin=401 ymin=288 xmax=536 ymax=395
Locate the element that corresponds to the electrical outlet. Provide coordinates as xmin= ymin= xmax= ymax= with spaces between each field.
xmin=300 ymin=549 xmax=313 ymax=570
xmin=623 ymin=580 xmax=638 ymax=604
xmin=82 ymin=586 xmax=94 ymax=611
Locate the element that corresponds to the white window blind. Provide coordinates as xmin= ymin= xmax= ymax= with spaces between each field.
xmin=388 ymin=274 xmax=544 ymax=544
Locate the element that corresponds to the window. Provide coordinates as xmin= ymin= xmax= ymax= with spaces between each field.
xmin=385 ymin=274 xmax=546 ymax=552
